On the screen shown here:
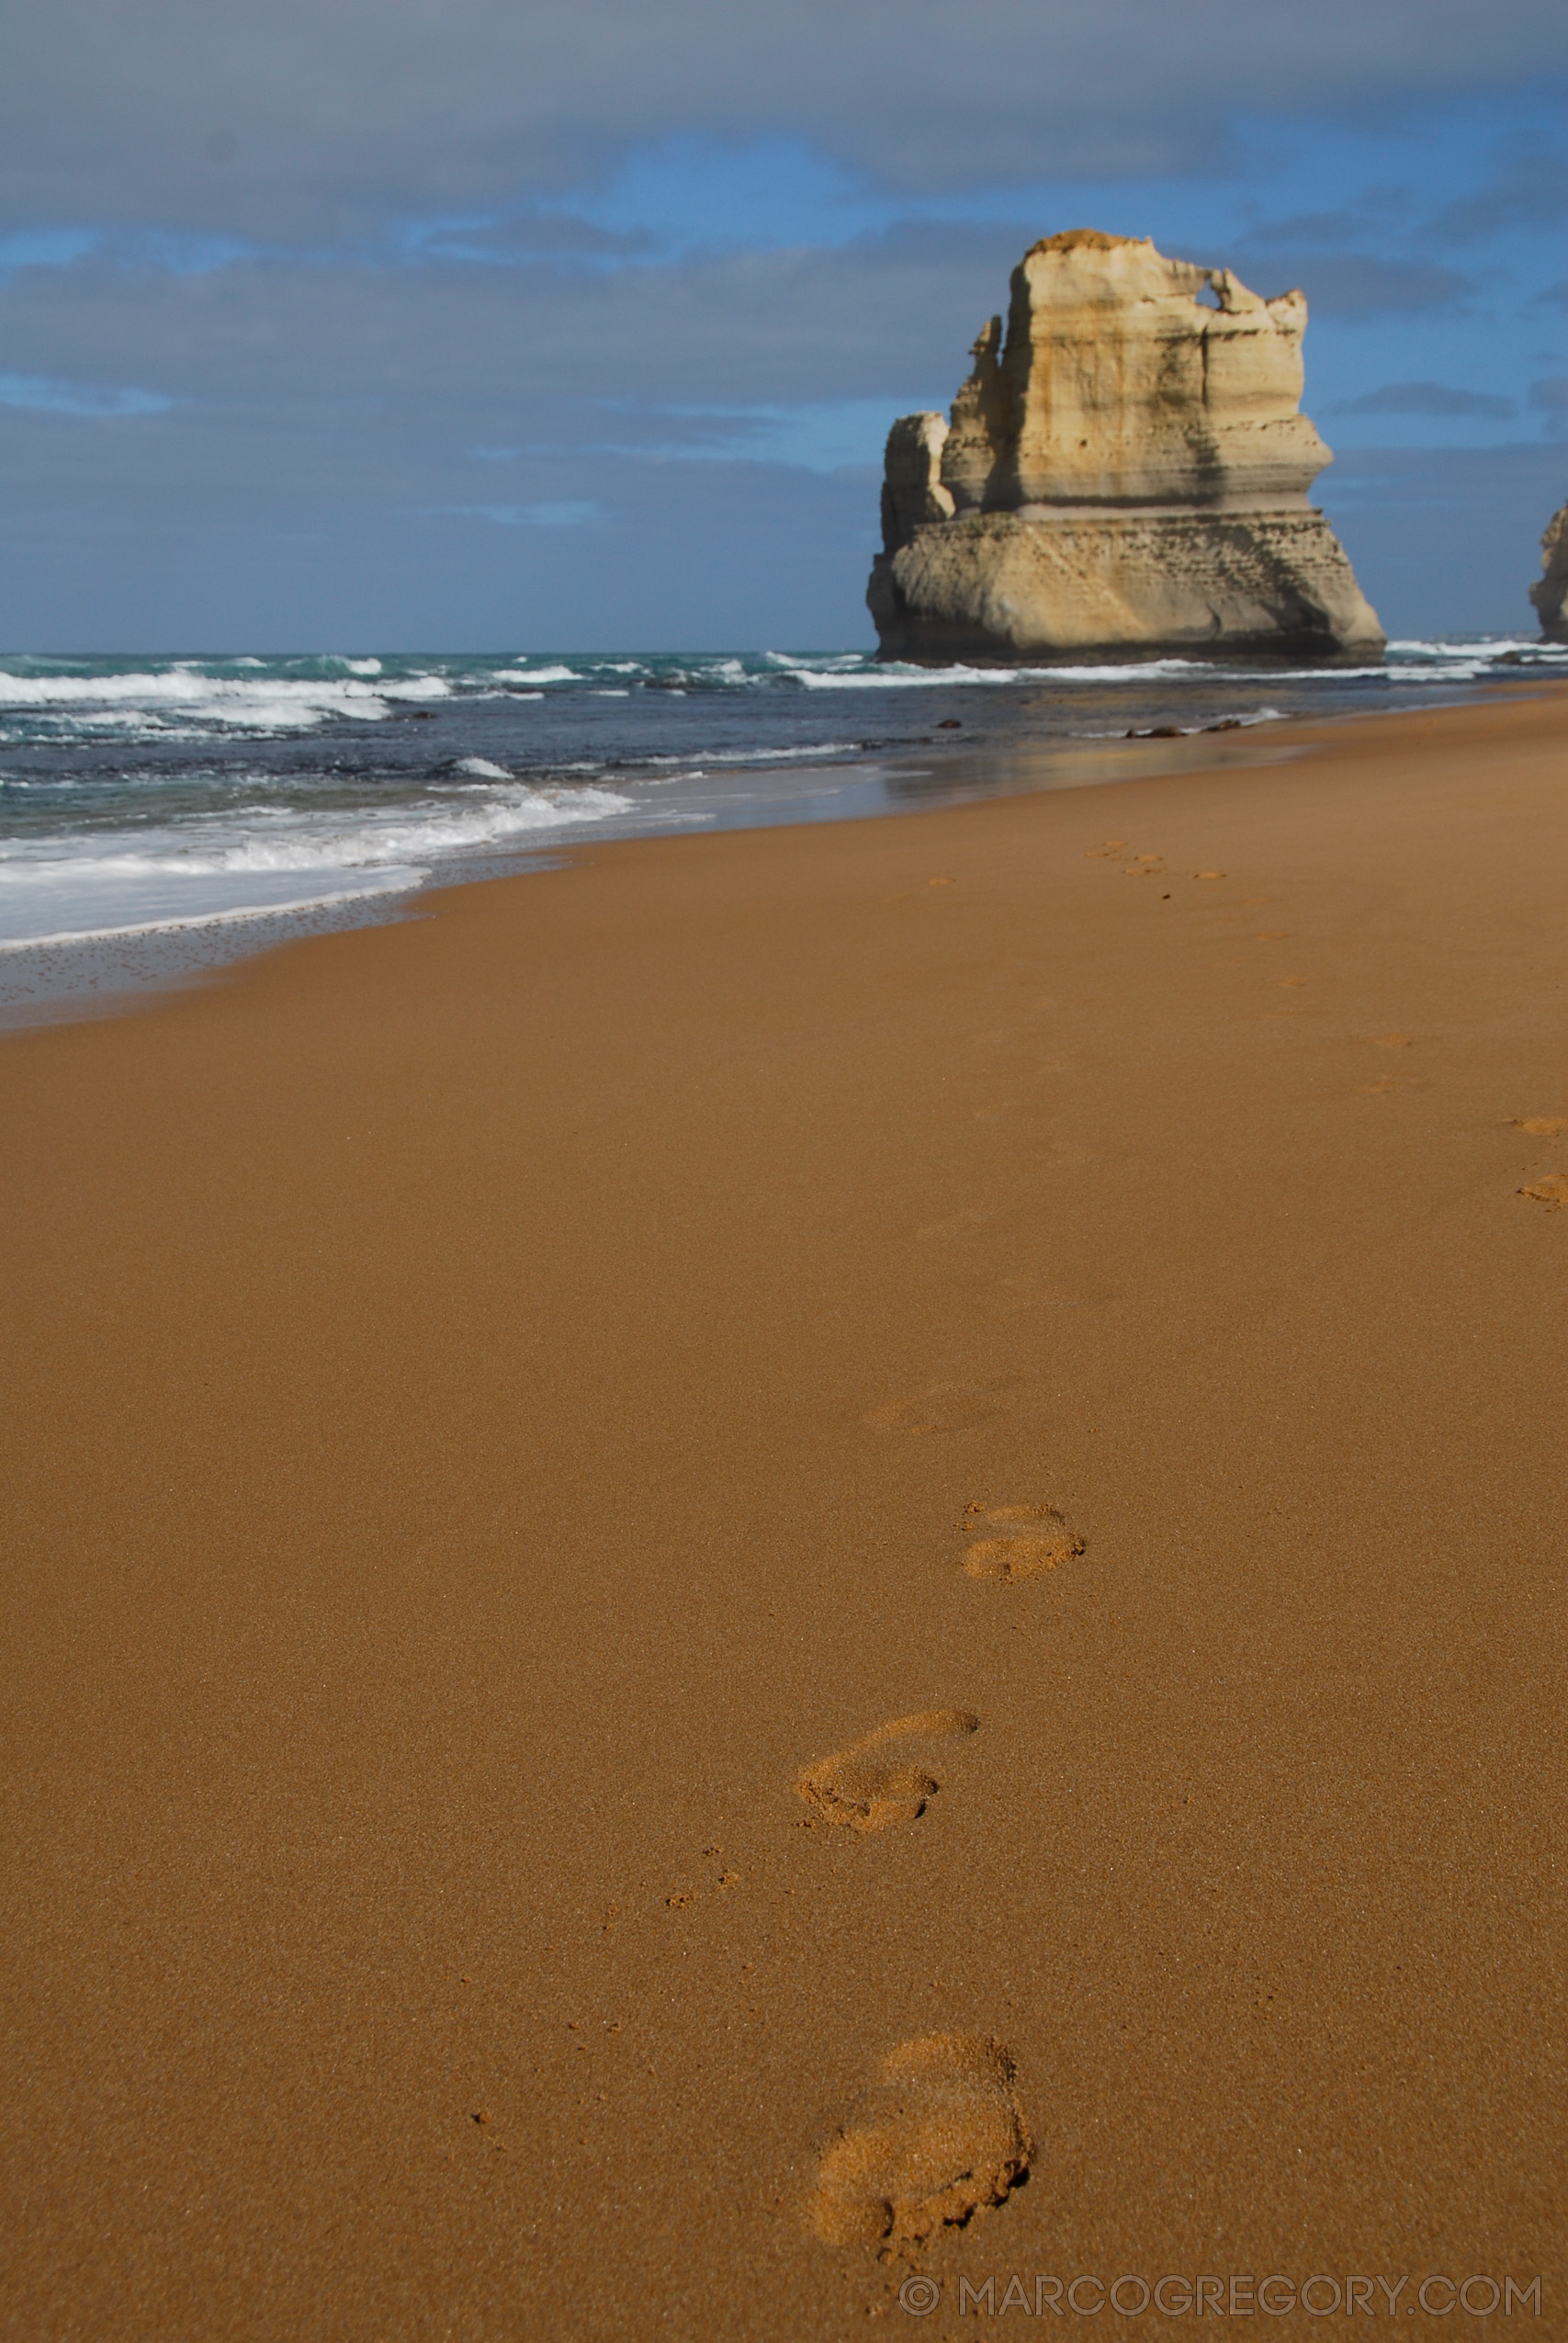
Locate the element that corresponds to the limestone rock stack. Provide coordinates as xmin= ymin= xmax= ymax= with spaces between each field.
xmin=1529 ymin=504 xmax=1568 ymax=640
xmin=868 ymin=230 xmax=1384 ymax=665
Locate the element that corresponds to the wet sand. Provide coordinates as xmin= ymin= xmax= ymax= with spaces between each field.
xmin=2 ymin=690 xmax=1564 ymax=2338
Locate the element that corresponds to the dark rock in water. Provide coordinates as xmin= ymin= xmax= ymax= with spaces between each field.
xmin=1529 ymin=504 xmax=1568 ymax=642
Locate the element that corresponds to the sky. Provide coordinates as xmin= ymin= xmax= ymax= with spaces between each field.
xmin=3 ymin=0 xmax=1568 ymax=650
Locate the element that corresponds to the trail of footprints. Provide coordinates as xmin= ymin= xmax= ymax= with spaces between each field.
xmin=797 ymin=1157 xmax=1553 ymax=2259
xmin=803 ymin=912 xmax=1558 ymax=2260
xmin=794 ymin=1486 xmax=1084 ymax=2258
xmin=1514 ymin=1115 xmax=1568 ymax=1207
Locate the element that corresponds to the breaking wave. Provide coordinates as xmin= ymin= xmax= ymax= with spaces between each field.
xmin=0 ymin=780 xmax=631 ymax=946
xmin=0 ymin=663 xmax=451 ymax=732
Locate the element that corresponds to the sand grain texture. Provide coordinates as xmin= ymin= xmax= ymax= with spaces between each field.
xmin=2 ymin=692 xmax=1566 ymax=2337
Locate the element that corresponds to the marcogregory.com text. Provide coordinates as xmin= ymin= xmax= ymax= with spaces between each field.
xmin=895 ymin=2273 xmax=1543 ymax=2319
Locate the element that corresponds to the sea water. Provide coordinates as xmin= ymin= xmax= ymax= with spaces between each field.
xmin=1 ymin=640 xmax=1560 ymax=1012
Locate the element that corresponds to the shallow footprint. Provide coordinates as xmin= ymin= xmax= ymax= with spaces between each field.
xmin=863 ymin=1383 xmax=1002 ymax=1433
xmin=1518 ymin=1172 xmax=1568 ymax=1207
xmin=917 ymin=1207 xmax=988 ymax=1239
xmin=797 ymin=1709 xmax=980 ymax=1832
xmin=1512 ymin=1115 xmax=1568 ymax=1136
xmin=810 ymin=2034 xmax=1032 ymax=2248
xmin=960 ymin=1500 xmax=1084 ymax=1581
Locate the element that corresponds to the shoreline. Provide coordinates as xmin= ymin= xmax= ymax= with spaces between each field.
xmin=0 ymin=675 xmax=1532 ymax=1035
xmin=3 ymin=687 xmax=1565 ymax=2337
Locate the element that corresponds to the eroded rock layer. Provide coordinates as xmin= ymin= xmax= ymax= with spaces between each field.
xmin=868 ymin=229 xmax=1383 ymax=664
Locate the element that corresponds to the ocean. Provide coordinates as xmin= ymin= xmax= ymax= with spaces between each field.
xmin=1 ymin=640 xmax=1561 ymax=1017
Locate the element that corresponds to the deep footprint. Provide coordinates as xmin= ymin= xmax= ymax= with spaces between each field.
xmin=810 ymin=2034 xmax=1032 ymax=2248
xmin=960 ymin=1500 xmax=1084 ymax=1581
xmin=797 ymin=1709 xmax=980 ymax=1832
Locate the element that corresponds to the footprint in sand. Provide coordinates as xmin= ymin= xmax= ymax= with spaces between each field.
xmin=917 ymin=1207 xmax=988 ymax=1239
xmin=1518 ymin=1173 xmax=1568 ymax=1207
xmin=959 ymin=1500 xmax=1083 ymax=1581
xmin=1511 ymin=1115 xmax=1568 ymax=1136
xmin=810 ymin=2034 xmax=1032 ymax=2248
xmin=995 ymin=1273 xmax=1114 ymax=1313
xmin=1367 ymin=1032 xmax=1415 ymax=1049
xmin=863 ymin=1383 xmax=1003 ymax=1433
xmin=797 ymin=1709 xmax=980 ymax=1833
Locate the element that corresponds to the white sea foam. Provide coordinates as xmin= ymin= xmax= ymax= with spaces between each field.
xmin=492 ymin=665 xmax=579 ymax=684
xmin=770 ymin=643 xmax=1562 ymax=691
xmin=773 ymin=656 xmax=1213 ymax=689
xmin=0 ymin=666 xmax=450 ymax=729
xmin=1387 ymin=637 xmax=1543 ymax=659
xmin=762 ymin=651 xmax=866 ymax=672
xmin=456 ymin=756 xmax=513 ymax=778
xmin=0 ymin=781 xmax=631 ymax=945
xmin=701 ymin=740 xmax=861 ymax=765
xmin=5 ymin=785 xmax=631 ymax=878
xmin=0 ymin=867 xmax=424 ymax=952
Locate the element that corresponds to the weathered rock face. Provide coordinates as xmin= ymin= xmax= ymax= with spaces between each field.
xmin=1529 ymin=503 xmax=1568 ymax=640
xmin=868 ymin=229 xmax=1384 ymax=664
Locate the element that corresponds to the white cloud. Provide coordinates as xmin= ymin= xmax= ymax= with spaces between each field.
xmin=0 ymin=368 xmax=172 ymax=415
xmin=431 ymin=501 xmax=601 ymax=526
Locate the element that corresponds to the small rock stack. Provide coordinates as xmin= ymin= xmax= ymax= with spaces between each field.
xmin=1529 ymin=504 xmax=1568 ymax=641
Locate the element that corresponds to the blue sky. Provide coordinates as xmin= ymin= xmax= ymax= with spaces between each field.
xmin=2 ymin=0 xmax=1566 ymax=647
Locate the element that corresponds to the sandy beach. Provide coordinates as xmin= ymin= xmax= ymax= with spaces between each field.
xmin=2 ymin=688 xmax=1564 ymax=2338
